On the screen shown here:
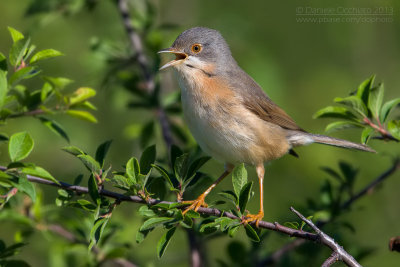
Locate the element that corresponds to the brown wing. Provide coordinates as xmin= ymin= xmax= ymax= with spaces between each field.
xmin=229 ymin=68 xmax=305 ymax=132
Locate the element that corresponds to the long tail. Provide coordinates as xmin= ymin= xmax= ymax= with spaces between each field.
xmin=288 ymin=132 xmax=376 ymax=153
xmin=309 ymin=134 xmax=375 ymax=153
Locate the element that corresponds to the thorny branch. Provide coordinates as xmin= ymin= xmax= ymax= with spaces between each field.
xmin=261 ymin=159 xmax=400 ymax=266
xmin=291 ymin=207 xmax=362 ymax=267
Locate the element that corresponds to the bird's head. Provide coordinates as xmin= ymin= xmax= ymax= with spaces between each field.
xmin=158 ymin=27 xmax=235 ymax=76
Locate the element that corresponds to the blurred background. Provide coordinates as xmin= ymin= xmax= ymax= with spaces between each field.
xmin=0 ymin=0 xmax=399 ymax=266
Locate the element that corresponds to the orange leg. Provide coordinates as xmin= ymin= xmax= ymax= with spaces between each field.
xmin=242 ymin=164 xmax=265 ymax=227
xmin=182 ymin=164 xmax=234 ymax=215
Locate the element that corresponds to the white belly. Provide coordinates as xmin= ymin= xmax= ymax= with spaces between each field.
xmin=180 ymin=77 xmax=256 ymax=164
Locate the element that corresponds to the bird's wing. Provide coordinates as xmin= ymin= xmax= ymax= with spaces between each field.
xmin=230 ymin=69 xmax=305 ymax=132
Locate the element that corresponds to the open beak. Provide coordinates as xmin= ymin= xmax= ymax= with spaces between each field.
xmin=158 ymin=48 xmax=188 ymax=70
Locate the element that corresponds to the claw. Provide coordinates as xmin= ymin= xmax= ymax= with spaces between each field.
xmin=181 ymin=194 xmax=208 ymax=215
xmin=241 ymin=211 xmax=264 ymax=227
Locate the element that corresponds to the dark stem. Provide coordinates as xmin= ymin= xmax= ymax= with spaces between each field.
xmin=186 ymin=229 xmax=206 ymax=267
xmin=116 ymin=0 xmax=154 ymax=93
xmin=1 ymin=167 xmax=321 ymax=242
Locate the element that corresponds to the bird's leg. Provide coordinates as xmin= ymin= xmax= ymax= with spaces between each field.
xmin=242 ymin=164 xmax=265 ymax=227
xmin=182 ymin=164 xmax=233 ymax=215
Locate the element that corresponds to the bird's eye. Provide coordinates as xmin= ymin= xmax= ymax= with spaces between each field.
xmin=191 ymin=44 xmax=202 ymax=53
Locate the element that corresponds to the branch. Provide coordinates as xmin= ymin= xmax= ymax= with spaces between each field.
xmin=116 ymin=0 xmax=174 ymax=149
xmin=116 ymin=0 xmax=154 ymax=93
xmin=20 ymin=172 xmax=320 ymax=241
xmin=321 ymin=252 xmax=340 ymax=267
xmin=291 ymin=207 xmax=361 ymax=267
xmin=261 ymin=160 xmax=400 ymax=265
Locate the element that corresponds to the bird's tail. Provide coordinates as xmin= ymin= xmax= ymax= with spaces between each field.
xmin=309 ymin=133 xmax=375 ymax=153
xmin=287 ymin=132 xmax=376 ymax=153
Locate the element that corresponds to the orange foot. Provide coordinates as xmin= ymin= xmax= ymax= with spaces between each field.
xmin=242 ymin=211 xmax=264 ymax=227
xmin=181 ymin=194 xmax=208 ymax=215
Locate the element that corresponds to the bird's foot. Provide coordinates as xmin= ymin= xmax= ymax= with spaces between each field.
xmin=181 ymin=194 xmax=208 ymax=215
xmin=242 ymin=211 xmax=264 ymax=227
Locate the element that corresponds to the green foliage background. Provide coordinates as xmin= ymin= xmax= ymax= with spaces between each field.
xmin=0 ymin=0 xmax=399 ymax=266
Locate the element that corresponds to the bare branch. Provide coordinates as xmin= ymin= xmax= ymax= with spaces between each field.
xmin=261 ymin=159 xmax=400 ymax=265
xmin=321 ymin=252 xmax=340 ymax=267
xmin=291 ymin=207 xmax=361 ymax=267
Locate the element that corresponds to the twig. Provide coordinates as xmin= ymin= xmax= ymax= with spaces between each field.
xmin=291 ymin=207 xmax=361 ymax=267
xmin=187 ymin=229 xmax=206 ymax=267
xmin=321 ymin=252 xmax=340 ymax=267
xmin=363 ymin=117 xmax=398 ymax=141
xmin=116 ymin=0 xmax=154 ymax=93
xmin=261 ymin=160 xmax=400 ymax=265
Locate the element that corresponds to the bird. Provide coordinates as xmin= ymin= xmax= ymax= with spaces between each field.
xmin=158 ymin=27 xmax=375 ymax=226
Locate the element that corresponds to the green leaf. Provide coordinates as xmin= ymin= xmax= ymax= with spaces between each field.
xmin=228 ymin=225 xmax=240 ymax=237
xmin=66 ymin=110 xmax=97 ymax=123
xmin=14 ymin=175 xmax=36 ymax=202
xmin=368 ymin=83 xmax=384 ymax=119
xmin=0 ymin=52 xmax=7 ymax=72
xmin=40 ymin=82 xmax=53 ymax=102
xmin=22 ymin=165 xmax=60 ymax=185
xmin=138 ymin=206 xmax=156 ymax=217
xmin=187 ymin=156 xmax=211 ymax=179
xmin=313 ymin=106 xmax=358 ymax=120
xmin=9 ymin=38 xmax=30 ymax=67
xmin=126 ymin=157 xmax=139 ymax=184
xmin=69 ymin=87 xmax=96 ymax=106
xmin=30 ymin=49 xmax=63 ymax=64
xmin=388 ymin=120 xmax=400 ymax=140
xmin=89 ymin=217 xmax=109 ymax=250
xmin=9 ymin=66 xmax=41 ymax=85
xmin=112 ymin=174 xmax=132 ymax=190
xmin=152 ymin=164 xmax=174 ymax=190
xmin=325 ymin=121 xmax=363 ymax=133
xmin=174 ymin=153 xmax=189 ymax=182
xmin=9 ymin=132 xmax=34 ymax=162
xmin=380 ymin=98 xmax=400 ymax=123
xmin=42 ymin=76 xmax=73 ymax=90
xmin=157 ymin=228 xmax=176 ymax=258
xmin=334 ymin=96 xmax=367 ymax=116
xmin=7 ymin=27 xmax=24 ymax=42
xmin=62 ymin=146 xmax=85 ymax=156
xmin=357 ymin=75 xmax=375 ymax=107
xmin=95 ymin=140 xmax=112 ymax=168
xmin=232 ymin=164 xmax=247 ymax=198
xmin=244 ymin=224 xmax=260 ymax=242
xmin=140 ymin=145 xmax=156 ymax=174
xmin=170 ymin=144 xmax=183 ymax=168
xmin=284 ymin=222 xmax=299 ymax=229
xmin=77 ymin=154 xmax=101 ymax=174
xmin=218 ymin=190 xmax=238 ymax=204
xmin=0 ymin=70 xmax=7 ymax=109
xmin=361 ymin=127 xmax=374 ymax=144
xmin=136 ymin=229 xmax=151 ymax=244
xmin=139 ymin=217 xmax=173 ymax=231
xmin=238 ymin=181 xmax=253 ymax=213
xmin=39 ymin=117 xmax=70 ymax=142
xmin=88 ymin=175 xmax=100 ymax=205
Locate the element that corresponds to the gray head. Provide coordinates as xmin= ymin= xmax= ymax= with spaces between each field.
xmin=159 ymin=27 xmax=237 ymax=73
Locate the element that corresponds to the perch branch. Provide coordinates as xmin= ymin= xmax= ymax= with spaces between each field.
xmin=7 ymin=170 xmax=320 ymax=242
